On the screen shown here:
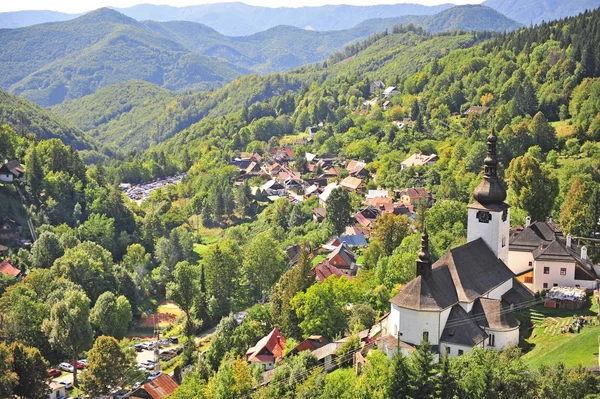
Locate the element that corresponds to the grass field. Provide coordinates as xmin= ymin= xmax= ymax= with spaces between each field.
xmin=520 ymin=299 xmax=600 ymax=368
xmin=551 ymin=120 xmax=575 ymax=138
xmin=312 ymin=255 xmax=326 ymax=266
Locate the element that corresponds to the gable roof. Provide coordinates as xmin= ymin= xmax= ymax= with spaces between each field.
xmin=401 ymin=153 xmax=438 ymax=168
xmin=340 ymin=176 xmax=363 ymax=191
xmin=401 ymin=187 xmax=431 ymax=199
xmin=336 ymin=234 xmax=367 ymax=247
xmin=314 ymin=261 xmax=346 ymax=282
xmin=390 ymin=239 xmax=515 ymax=310
xmin=0 ymin=259 xmax=20 ymax=277
xmin=440 ymin=305 xmax=487 ymax=346
xmin=246 ymin=328 xmax=286 ymax=363
xmin=142 ymin=374 xmax=179 ymax=399
xmin=463 ymin=105 xmax=490 ymax=116
xmin=346 ymin=160 xmax=366 ymax=175
xmin=0 ymin=160 xmax=24 ymax=176
xmin=327 ymin=242 xmax=357 ymax=267
xmin=471 ymin=298 xmax=519 ymax=330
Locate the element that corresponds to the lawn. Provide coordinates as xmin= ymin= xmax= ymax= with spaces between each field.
xmin=520 ymin=299 xmax=600 ymax=368
xmin=551 ymin=120 xmax=575 ymax=138
xmin=312 ymin=255 xmax=326 ymax=266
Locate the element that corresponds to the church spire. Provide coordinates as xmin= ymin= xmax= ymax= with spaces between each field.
xmin=416 ymin=229 xmax=432 ymax=278
xmin=473 ymin=128 xmax=507 ymax=206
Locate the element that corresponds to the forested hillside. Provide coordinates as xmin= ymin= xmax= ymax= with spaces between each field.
xmin=483 ymin=0 xmax=600 ymax=24
xmin=0 ymin=90 xmax=94 ymax=150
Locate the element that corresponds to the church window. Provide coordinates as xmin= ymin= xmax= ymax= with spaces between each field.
xmin=422 ymin=331 xmax=429 ymax=343
xmin=476 ymin=210 xmax=492 ymax=223
xmin=502 ymin=209 xmax=507 ymax=222
xmin=528 ymin=261 xmax=533 ymax=266
xmin=560 ymin=268 xmax=566 ymax=276
xmin=488 ymin=334 xmax=495 ymax=347
xmin=543 ymin=283 xmax=548 ymax=289
xmin=458 ymin=349 xmax=464 ymax=356
xmin=543 ymin=267 xmax=550 ymax=274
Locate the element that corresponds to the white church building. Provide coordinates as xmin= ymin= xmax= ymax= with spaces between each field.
xmin=380 ymin=130 xmax=534 ymax=358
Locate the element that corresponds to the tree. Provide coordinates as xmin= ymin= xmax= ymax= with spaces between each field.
xmin=204 ymin=315 xmax=238 ymax=371
xmin=0 ymin=343 xmax=18 ymax=398
xmin=25 ymin=144 xmax=44 ymax=205
xmin=90 ymin=292 xmax=132 ymax=339
xmin=78 ymin=213 xmax=115 ymax=252
xmin=242 ymin=232 xmax=286 ymax=300
xmin=388 ymin=351 xmax=413 ymax=399
xmin=371 ymin=213 xmax=411 ymax=256
xmin=166 ymin=261 xmax=200 ymax=343
xmin=122 ymin=243 xmax=151 ymax=276
xmin=10 ymin=342 xmax=49 ymax=399
xmin=409 ymin=340 xmax=437 ymax=399
xmin=529 ymin=112 xmax=556 ymax=152
xmin=506 ymin=155 xmax=559 ymax=222
xmin=560 ymin=179 xmax=600 ymax=237
xmin=426 ymin=200 xmax=467 ymax=236
xmin=348 ymin=304 xmax=376 ymax=332
xmin=326 ymin=188 xmax=353 ymax=236
xmin=80 ymin=336 xmax=135 ymax=396
xmin=43 ymin=289 xmax=94 ymax=387
xmin=30 ymin=231 xmax=64 ymax=269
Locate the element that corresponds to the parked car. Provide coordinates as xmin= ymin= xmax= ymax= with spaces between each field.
xmin=159 ymin=339 xmax=169 ymax=346
xmin=78 ymin=359 xmax=87 ymax=366
xmin=59 ymin=363 xmax=74 ymax=373
xmin=133 ymin=344 xmax=143 ymax=352
xmin=169 ymin=336 xmax=178 ymax=344
xmin=147 ymin=371 xmax=162 ymax=381
xmin=59 ymin=381 xmax=73 ymax=390
xmin=132 ymin=382 xmax=142 ymax=390
xmin=48 ymin=368 xmax=61 ymax=378
xmin=141 ymin=342 xmax=154 ymax=350
xmin=69 ymin=361 xmax=85 ymax=370
xmin=139 ymin=362 xmax=155 ymax=371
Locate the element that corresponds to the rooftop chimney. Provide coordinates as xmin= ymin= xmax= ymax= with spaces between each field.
xmin=416 ymin=230 xmax=432 ymax=278
xmin=581 ymin=246 xmax=588 ymax=262
xmin=526 ymin=216 xmax=531 ymax=227
xmin=566 ymin=234 xmax=572 ymax=248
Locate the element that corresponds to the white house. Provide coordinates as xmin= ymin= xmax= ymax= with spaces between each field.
xmin=400 ymin=153 xmax=438 ymax=169
xmin=0 ymin=160 xmax=24 ymax=183
xmin=381 ymin=130 xmax=533 ymax=359
xmin=382 ymin=86 xmax=399 ymax=98
xmin=508 ymin=219 xmax=598 ymax=292
xmin=48 ymin=382 xmax=66 ymax=399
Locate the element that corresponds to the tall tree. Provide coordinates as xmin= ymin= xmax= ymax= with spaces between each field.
xmin=506 ymin=155 xmax=559 ymax=222
xmin=10 ymin=342 xmax=49 ymax=399
xmin=90 ymin=292 xmax=132 ymax=340
xmin=43 ymin=289 xmax=94 ymax=387
xmin=560 ymin=179 xmax=600 ymax=237
xmin=388 ymin=351 xmax=413 ymax=399
xmin=409 ymin=340 xmax=438 ymax=399
xmin=25 ymin=144 xmax=44 ymax=205
xmin=0 ymin=343 xmax=18 ymax=398
xmin=167 ymin=261 xmax=200 ymax=344
xmin=371 ymin=213 xmax=411 ymax=256
xmin=30 ymin=231 xmax=64 ymax=269
xmin=326 ymin=188 xmax=353 ymax=236
xmin=242 ymin=232 xmax=286 ymax=300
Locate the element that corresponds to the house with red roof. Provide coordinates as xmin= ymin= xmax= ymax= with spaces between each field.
xmin=286 ymin=335 xmax=328 ymax=356
xmin=0 ymin=259 xmax=22 ymax=280
xmin=314 ymin=260 xmax=346 ymax=282
xmin=246 ymin=328 xmax=286 ymax=370
xmin=132 ymin=374 xmax=179 ymax=399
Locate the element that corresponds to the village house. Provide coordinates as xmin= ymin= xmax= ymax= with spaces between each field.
xmin=354 ymin=206 xmax=382 ymax=228
xmin=246 ymin=328 xmax=286 ymax=371
xmin=324 ymin=234 xmax=368 ymax=249
xmin=366 ymin=196 xmax=396 ymax=214
xmin=382 ymin=86 xmax=399 ymax=98
xmin=312 ymin=342 xmax=344 ymax=371
xmin=507 ymin=218 xmax=598 ymax=293
xmin=0 ymin=259 xmax=23 ymax=280
xmin=463 ymin=105 xmax=490 ymax=117
xmin=0 ymin=217 xmax=22 ymax=245
xmin=324 ymin=242 xmax=359 ymax=277
xmin=0 ymin=160 xmax=24 ymax=183
xmin=287 ymin=335 xmax=328 ymax=356
xmin=340 ymin=176 xmax=365 ymax=193
xmin=48 ymin=382 xmax=66 ymax=399
xmin=314 ymin=260 xmax=347 ymax=282
xmin=370 ymin=80 xmax=386 ymax=94
xmin=380 ymin=131 xmax=534 ymax=359
xmin=346 ymin=160 xmax=369 ymax=177
xmin=312 ymin=207 xmax=326 ymax=223
xmin=318 ymin=182 xmax=339 ymax=207
xmin=261 ymin=180 xmax=286 ymax=196
xmin=131 ymin=374 xmax=179 ymax=399
xmin=401 ymin=153 xmax=438 ymax=169
xmin=398 ymin=187 xmax=432 ymax=207
xmin=366 ymin=189 xmax=388 ymax=200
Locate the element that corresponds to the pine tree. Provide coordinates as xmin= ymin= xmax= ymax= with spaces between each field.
xmin=388 ymin=351 xmax=413 ymax=399
xmin=25 ymin=145 xmax=43 ymax=206
xmin=410 ymin=340 xmax=438 ymax=399
xmin=437 ymin=355 xmax=457 ymax=399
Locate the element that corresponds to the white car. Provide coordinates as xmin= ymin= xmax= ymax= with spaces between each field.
xmin=58 ymin=363 xmax=74 ymax=373
xmin=78 ymin=359 xmax=87 ymax=366
xmin=139 ymin=362 xmax=155 ymax=371
xmin=141 ymin=342 xmax=155 ymax=350
xmin=148 ymin=371 xmax=162 ymax=381
xmin=59 ymin=381 xmax=73 ymax=390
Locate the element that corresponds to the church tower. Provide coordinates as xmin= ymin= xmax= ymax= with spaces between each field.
xmin=467 ymin=129 xmax=510 ymax=265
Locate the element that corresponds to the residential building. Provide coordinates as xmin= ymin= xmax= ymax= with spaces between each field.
xmin=401 ymin=153 xmax=438 ymax=169
xmin=246 ymin=328 xmax=286 ymax=371
xmin=463 ymin=106 xmax=490 ymax=117
xmin=0 ymin=217 xmax=21 ymax=244
xmin=0 ymin=160 xmax=24 ymax=183
xmin=325 ymin=234 xmax=368 ymax=249
xmin=366 ymin=189 xmax=388 ymax=200
xmin=325 ymin=242 xmax=358 ymax=276
xmin=132 ymin=374 xmax=179 ymax=399
xmin=346 ymin=160 xmax=368 ymax=177
xmin=287 ymin=335 xmax=328 ymax=356
xmin=261 ymin=180 xmax=286 ymax=196
xmin=354 ymin=206 xmax=382 ymax=227
xmin=507 ymin=219 xmax=598 ymax=292
xmin=382 ymin=86 xmax=399 ymax=98
xmin=370 ymin=80 xmax=385 ymax=94
xmin=312 ymin=342 xmax=344 ymax=371
xmin=48 ymin=382 xmax=66 ymax=399
xmin=0 ymin=259 xmax=22 ymax=280
xmin=318 ymin=182 xmax=339 ymax=207
xmin=340 ymin=176 xmax=365 ymax=193
xmin=382 ymin=131 xmax=534 ymax=359
xmin=398 ymin=187 xmax=432 ymax=207
xmin=314 ymin=260 xmax=347 ymax=282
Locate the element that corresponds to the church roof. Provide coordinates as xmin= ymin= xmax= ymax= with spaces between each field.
xmin=502 ymin=279 xmax=535 ymax=306
xmin=440 ymin=305 xmax=487 ymax=346
xmin=472 ymin=130 xmax=507 ymax=207
xmin=472 ymin=298 xmax=519 ymax=330
xmin=390 ymin=239 xmax=515 ymax=310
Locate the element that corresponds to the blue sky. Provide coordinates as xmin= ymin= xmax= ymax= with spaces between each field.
xmin=0 ymin=0 xmax=484 ymax=14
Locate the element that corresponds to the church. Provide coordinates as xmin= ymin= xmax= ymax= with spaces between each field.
xmin=380 ymin=130 xmax=534 ymax=358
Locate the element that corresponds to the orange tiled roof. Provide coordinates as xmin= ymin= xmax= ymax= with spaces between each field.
xmin=0 ymin=259 xmax=20 ymax=277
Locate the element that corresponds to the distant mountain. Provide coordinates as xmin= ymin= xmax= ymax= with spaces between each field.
xmin=0 ymin=90 xmax=94 ymax=150
xmin=418 ymin=5 xmax=522 ymax=32
xmin=482 ymin=0 xmax=600 ymax=25
xmin=0 ymin=10 xmax=77 ymax=28
xmin=0 ymin=8 xmax=245 ymax=107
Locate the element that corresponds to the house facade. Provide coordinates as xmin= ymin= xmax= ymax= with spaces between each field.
xmin=382 ymin=130 xmax=533 ymax=359
xmin=507 ymin=219 xmax=598 ymax=292
xmin=246 ymin=328 xmax=286 ymax=371
xmin=0 ymin=160 xmax=24 ymax=183
xmin=400 ymin=153 xmax=438 ymax=169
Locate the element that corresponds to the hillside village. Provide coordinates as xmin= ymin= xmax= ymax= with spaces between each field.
xmin=1 ymin=2 xmax=600 ymax=399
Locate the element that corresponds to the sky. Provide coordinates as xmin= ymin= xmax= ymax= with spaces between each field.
xmin=0 ymin=0 xmax=484 ymax=14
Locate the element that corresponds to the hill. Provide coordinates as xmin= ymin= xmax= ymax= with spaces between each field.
xmin=482 ymin=0 xmax=600 ymax=25
xmin=418 ymin=5 xmax=522 ymax=32
xmin=0 ymin=10 xmax=77 ymax=28
xmin=0 ymin=90 xmax=94 ymax=150
xmin=0 ymin=8 xmax=245 ymax=107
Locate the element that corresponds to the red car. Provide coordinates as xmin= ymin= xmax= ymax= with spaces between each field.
xmin=69 ymin=361 xmax=85 ymax=370
xmin=48 ymin=368 xmax=61 ymax=378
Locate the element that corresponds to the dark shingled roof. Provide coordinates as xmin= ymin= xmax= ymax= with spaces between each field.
xmin=440 ymin=305 xmax=487 ymax=346
xmin=472 ymin=298 xmax=519 ymax=330
xmin=390 ymin=239 xmax=515 ymax=310
xmin=502 ymin=279 xmax=535 ymax=306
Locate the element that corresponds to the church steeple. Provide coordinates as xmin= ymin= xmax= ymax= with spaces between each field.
xmin=416 ymin=229 xmax=432 ymax=278
xmin=473 ymin=129 xmax=507 ymax=206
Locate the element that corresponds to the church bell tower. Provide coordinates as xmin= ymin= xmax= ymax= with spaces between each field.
xmin=467 ymin=129 xmax=510 ymax=265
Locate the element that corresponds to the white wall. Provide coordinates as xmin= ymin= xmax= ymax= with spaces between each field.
xmin=507 ymin=250 xmax=534 ymax=276
xmin=483 ymin=326 xmax=519 ymax=350
xmin=486 ymin=279 xmax=513 ymax=300
xmin=439 ymin=342 xmax=482 ymax=358
xmin=0 ymin=174 xmax=13 ymax=183
xmin=397 ymin=305 xmax=444 ymax=346
xmin=467 ymin=207 xmax=510 ymax=265
xmin=533 ymin=260 xmax=596 ymax=291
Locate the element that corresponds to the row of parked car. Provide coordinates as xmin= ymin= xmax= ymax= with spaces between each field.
xmin=132 ymin=336 xmax=178 ymax=352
